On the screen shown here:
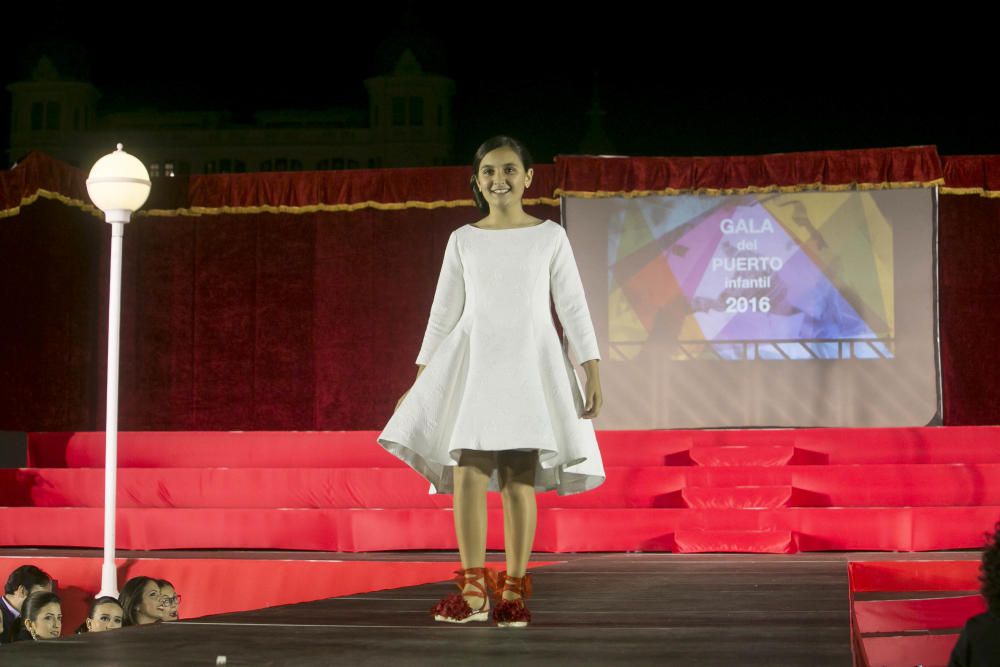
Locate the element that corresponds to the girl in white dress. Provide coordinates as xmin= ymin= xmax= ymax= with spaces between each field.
xmin=379 ymin=136 xmax=603 ymax=627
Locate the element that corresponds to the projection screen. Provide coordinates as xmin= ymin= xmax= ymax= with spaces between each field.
xmin=562 ymin=189 xmax=941 ymax=428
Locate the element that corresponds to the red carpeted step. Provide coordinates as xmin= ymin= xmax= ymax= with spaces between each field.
xmin=10 ymin=465 xmax=1000 ymax=509
xmin=686 ymin=464 xmax=1000 ymax=507
xmin=0 ymin=467 xmax=688 ymax=509
xmin=677 ymin=507 xmax=782 ymax=531
xmin=690 ymin=444 xmax=794 ymax=467
xmin=854 ymin=595 xmax=986 ymax=634
xmin=27 ymin=427 xmax=1000 ymax=469
xmin=2 ymin=506 xmax=1000 ymax=552
xmin=674 ymin=426 xmax=1000 ymax=464
xmin=682 ymin=485 xmax=792 ymax=509
xmin=25 ymin=431 xmax=692 ymax=468
xmin=860 ymin=635 xmax=960 ymax=667
xmin=674 ymin=528 xmax=794 ymax=553
xmin=26 ymin=432 xmax=408 ymax=469
xmin=849 ymin=561 xmax=981 ymax=593
xmin=0 ymin=507 xmax=685 ymax=552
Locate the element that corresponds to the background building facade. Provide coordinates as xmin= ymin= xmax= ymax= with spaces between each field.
xmin=7 ymin=49 xmax=455 ymax=174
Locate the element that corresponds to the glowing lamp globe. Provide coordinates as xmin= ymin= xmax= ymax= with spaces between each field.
xmin=86 ymin=143 xmax=151 ymax=223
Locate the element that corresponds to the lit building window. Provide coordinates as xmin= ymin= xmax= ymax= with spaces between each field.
xmin=149 ymin=163 xmax=161 ymax=177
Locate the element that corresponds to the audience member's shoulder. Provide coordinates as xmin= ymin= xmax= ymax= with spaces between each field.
xmin=967 ymin=610 xmax=1000 ymax=632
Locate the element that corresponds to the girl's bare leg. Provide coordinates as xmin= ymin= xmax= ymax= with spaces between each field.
xmin=497 ymin=450 xmax=538 ymax=600
xmin=454 ymin=449 xmax=495 ymax=605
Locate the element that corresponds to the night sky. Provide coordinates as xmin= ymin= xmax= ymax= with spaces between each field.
xmin=3 ymin=5 xmax=997 ymax=167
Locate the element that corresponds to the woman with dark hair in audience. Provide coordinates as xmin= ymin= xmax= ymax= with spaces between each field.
xmin=118 ymin=577 xmax=162 ymax=626
xmin=21 ymin=591 xmax=61 ymax=640
xmin=75 ymin=596 xmax=124 ymax=633
xmin=155 ymin=578 xmax=180 ymax=621
xmin=950 ymin=519 xmax=1000 ymax=666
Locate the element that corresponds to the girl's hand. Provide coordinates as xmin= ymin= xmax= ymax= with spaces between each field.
xmin=581 ymin=379 xmax=602 ymax=419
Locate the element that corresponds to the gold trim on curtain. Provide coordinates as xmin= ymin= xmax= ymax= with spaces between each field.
xmin=555 ymin=179 xmax=945 ymax=199
xmin=0 ymin=192 xmax=561 ymax=219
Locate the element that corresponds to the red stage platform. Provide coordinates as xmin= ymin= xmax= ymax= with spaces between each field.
xmin=1 ymin=428 xmax=999 ymax=553
xmin=849 ymin=560 xmax=984 ymax=667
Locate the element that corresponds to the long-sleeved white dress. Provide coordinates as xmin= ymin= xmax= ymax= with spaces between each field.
xmin=377 ymin=219 xmax=604 ymax=495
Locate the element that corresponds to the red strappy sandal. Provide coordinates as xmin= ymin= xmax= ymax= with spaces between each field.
xmin=431 ymin=566 xmax=498 ymax=623
xmin=492 ymin=570 xmax=533 ymax=627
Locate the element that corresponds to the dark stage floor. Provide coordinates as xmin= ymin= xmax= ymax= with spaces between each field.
xmin=0 ymin=550 xmax=977 ymax=666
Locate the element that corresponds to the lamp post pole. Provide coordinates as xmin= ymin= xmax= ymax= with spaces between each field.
xmin=86 ymin=144 xmax=151 ymax=599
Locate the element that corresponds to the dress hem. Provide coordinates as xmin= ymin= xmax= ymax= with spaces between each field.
xmin=376 ymin=435 xmax=605 ymax=497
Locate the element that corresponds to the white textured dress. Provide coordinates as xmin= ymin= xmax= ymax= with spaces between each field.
xmin=377 ymin=219 xmax=605 ymax=496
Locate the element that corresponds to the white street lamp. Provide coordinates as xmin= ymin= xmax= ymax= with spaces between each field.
xmin=86 ymin=144 xmax=151 ymax=599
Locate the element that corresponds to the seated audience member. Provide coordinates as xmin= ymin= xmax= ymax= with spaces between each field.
xmin=75 ymin=596 xmax=124 ymax=634
xmin=22 ymin=591 xmax=61 ymax=640
xmin=1 ymin=565 xmax=53 ymax=644
xmin=118 ymin=577 xmax=162 ymax=626
xmin=155 ymin=579 xmax=181 ymax=621
xmin=950 ymin=520 xmax=1000 ymax=666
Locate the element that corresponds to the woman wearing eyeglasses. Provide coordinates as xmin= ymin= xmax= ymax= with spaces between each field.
xmin=155 ymin=579 xmax=180 ymax=621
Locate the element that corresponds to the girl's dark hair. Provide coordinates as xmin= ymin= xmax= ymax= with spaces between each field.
xmin=23 ymin=590 xmax=60 ymax=625
xmin=981 ymin=519 xmax=1000 ymax=613
xmin=75 ymin=596 xmax=122 ymax=634
xmin=469 ymin=135 xmax=534 ymax=214
xmin=118 ymin=576 xmax=159 ymax=626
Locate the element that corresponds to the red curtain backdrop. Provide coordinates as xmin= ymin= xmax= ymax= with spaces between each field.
xmin=0 ymin=148 xmax=997 ymax=429
xmin=941 ymin=155 xmax=1000 ymax=195
xmin=938 ymin=193 xmax=1000 ymax=423
xmin=555 ymin=146 xmax=942 ymax=194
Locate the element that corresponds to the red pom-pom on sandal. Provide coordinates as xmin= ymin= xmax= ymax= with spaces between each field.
xmin=431 ymin=567 xmax=498 ymax=623
xmin=492 ymin=571 xmax=533 ymax=628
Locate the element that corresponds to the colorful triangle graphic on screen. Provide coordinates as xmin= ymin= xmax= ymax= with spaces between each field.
xmin=664 ymin=200 xmax=887 ymax=359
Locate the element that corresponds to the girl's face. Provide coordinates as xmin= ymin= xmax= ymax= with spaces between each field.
xmin=156 ymin=585 xmax=180 ymax=621
xmin=476 ymin=146 xmax=533 ymax=210
xmin=87 ymin=602 xmax=124 ymax=632
xmin=27 ymin=602 xmax=62 ymax=639
xmin=136 ymin=581 xmax=162 ymax=624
